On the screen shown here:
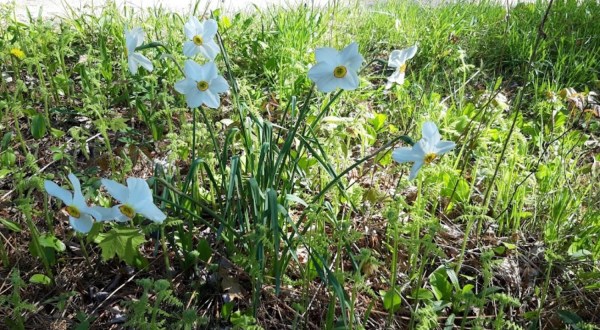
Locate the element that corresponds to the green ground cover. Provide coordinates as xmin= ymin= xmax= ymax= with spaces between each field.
xmin=0 ymin=0 xmax=599 ymax=328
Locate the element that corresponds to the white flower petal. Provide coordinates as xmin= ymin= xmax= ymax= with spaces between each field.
xmin=337 ymin=71 xmax=359 ymax=90
xmin=415 ymin=139 xmax=434 ymax=155
xmin=183 ymin=41 xmax=199 ymax=58
xmin=209 ymin=76 xmax=229 ymax=94
xmin=387 ymin=70 xmax=405 ymax=85
xmin=435 ymin=141 xmax=456 ymax=155
xmin=125 ymin=28 xmax=138 ymax=52
xmin=308 ymin=62 xmax=340 ymax=92
xmin=174 ymin=78 xmax=197 ymax=94
xmin=203 ymin=61 xmax=218 ymax=80
xmin=134 ymin=27 xmax=145 ymax=47
xmin=44 ymin=180 xmax=73 ymax=205
xmin=101 ymin=179 xmax=129 ymax=204
xmin=184 ymin=59 xmax=203 ymax=81
xmin=132 ymin=53 xmax=153 ymax=72
xmin=202 ymin=90 xmax=221 ymax=108
xmin=90 ymin=206 xmax=115 ymax=222
xmin=186 ymin=90 xmax=203 ymax=108
xmin=202 ymin=19 xmax=218 ymax=38
xmin=403 ymin=44 xmax=418 ymax=61
xmin=392 ymin=147 xmax=423 ymax=163
xmin=126 ymin=178 xmax=153 ymax=210
xmin=389 ymin=45 xmax=418 ymax=66
xmin=315 ymin=76 xmax=338 ymax=93
xmin=315 ymin=47 xmax=338 ymax=63
xmin=308 ymin=62 xmax=332 ymax=81
xmin=422 ymin=121 xmax=441 ymax=144
xmin=388 ymin=50 xmax=402 ymax=68
xmin=339 ymin=42 xmax=363 ymax=71
xmin=138 ymin=203 xmax=167 ymax=223
xmin=69 ymin=214 xmax=94 ymax=234
xmin=408 ymin=161 xmax=424 ymax=180
xmin=202 ymin=40 xmax=220 ymax=60
xmin=184 ymin=17 xmax=199 ymax=39
xmin=128 ymin=55 xmax=139 ymax=75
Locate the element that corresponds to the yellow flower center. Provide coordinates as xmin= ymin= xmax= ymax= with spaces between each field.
xmin=10 ymin=48 xmax=25 ymax=60
xmin=193 ymin=35 xmax=203 ymax=46
xmin=119 ymin=205 xmax=136 ymax=218
xmin=65 ymin=205 xmax=81 ymax=218
xmin=197 ymin=80 xmax=209 ymax=91
xmin=398 ymin=63 xmax=407 ymax=73
xmin=424 ymin=153 xmax=437 ymax=164
xmin=333 ymin=65 xmax=347 ymax=78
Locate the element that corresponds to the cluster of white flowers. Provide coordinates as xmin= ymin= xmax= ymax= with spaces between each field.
xmin=124 ymin=17 xmax=453 ymax=180
xmin=306 ymin=42 xmax=453 ymax=180
xmin=45 ymin=175 xmax=166 ymax=234
xmin=66 ymin=18 xmax=450 ymax=235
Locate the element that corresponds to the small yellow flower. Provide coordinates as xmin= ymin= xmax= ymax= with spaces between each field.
xmin=10 ymin=48 xmax=25 ymax=60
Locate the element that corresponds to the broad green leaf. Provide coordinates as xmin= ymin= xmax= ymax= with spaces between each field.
xmin=30 ymin=273 xmax=51 ymax=285
xmin=557 ymin=310 xmax=583 ymax=325
xmin=95 ymin=228 xmax=146 ymax=266
xmin=381 ymin=290 xmax=402 ymax=312
xmin=430 ymin=267 xmax=453 ymax=302
xmin=196 ymin=238 xmax=212 ymax=263
xmin=1 ymin=150 xmax=16 ymax=167
xmin=38 ymin=234 xmax=66 ymax=252
xmin=368 ymin=113 xmax=387 ymax=131
xmin=409 ymin=288 xmax=434 ymax=301
xmin=31 ymin=114 xmax=47 ymax=139
xmin=0 ymin=132 xmax=11 ymax=151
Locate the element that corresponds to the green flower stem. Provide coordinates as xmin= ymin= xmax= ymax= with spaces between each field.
xmin=160 ymin=225 xmax=172 ymax=279
xmin=78 ymin=234 xmax=93 ymax=270
xmin=198 ymin=106 xmax=226 ymax=189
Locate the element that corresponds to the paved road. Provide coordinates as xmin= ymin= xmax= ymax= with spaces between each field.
xmin=1 ymin=0 xmax=345 ymax=20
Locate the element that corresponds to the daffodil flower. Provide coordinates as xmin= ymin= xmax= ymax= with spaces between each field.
xmin=101 ymin=177 xmax=167 ymax=224
xmin=183 ymin=17 xmax=220 ymax=60
xmin=308 ymin=42 xmax=364 ymax=93
xmin=174 ymin=60 xmax=229 ymax=108
xmin=392 ymin=121 xmax=456 ymax=180
xmin=385 ymin=45 xmax=417 ymax=89
xmin=44 ymin=174 xmax=107 ymax=233
xmin=125 ymin=27 xmax=153 ymax=75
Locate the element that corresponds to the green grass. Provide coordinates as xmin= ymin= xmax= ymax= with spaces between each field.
xmin=0 ymin=0 xmax=599 ymax=329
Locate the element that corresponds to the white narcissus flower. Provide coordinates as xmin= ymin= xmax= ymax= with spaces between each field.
xmin=44 ymin=173 xmax=109 ymax=233
xmin=125 ymin=27 xmax=153 ymax=75
xmin=308 ymin=42 xmax=364 ymax=93
xmin=183 ymin=17 xmax=220 ymax=60
xmin=392 ymin=121 xmax=456 ymax=180
xmin=385 ymin=45 xmax=418 ymax=89
xmin=174 ymin=60 xmax=229 ymax=109
xmin=101 ymin=177 xmax=167 ymax=224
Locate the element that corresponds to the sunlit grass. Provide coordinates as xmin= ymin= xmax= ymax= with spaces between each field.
xmin=0 ymin=0 xmax=599 ymax=328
